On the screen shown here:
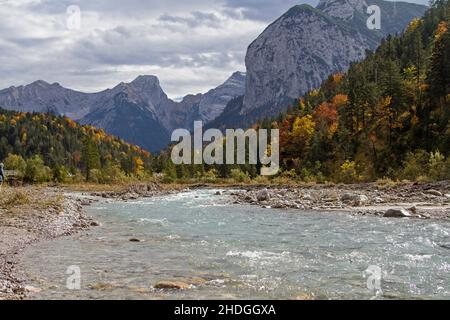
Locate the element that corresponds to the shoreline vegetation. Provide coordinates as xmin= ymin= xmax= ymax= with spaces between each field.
xmin=1 ymin=180 xmax=449 ymax=300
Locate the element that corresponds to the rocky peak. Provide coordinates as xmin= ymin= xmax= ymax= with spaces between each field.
xmin=317 ymin=0 xmax=368 ymax=20
xmin=29 ymin=80 xmax=52 ymax=89
xmin=130 ymin=75 xmax=161 ymax=90
xmin=197 ymin=71 xmax=246 ymax=122
xmin=223 ymin=71 xmax=246 ymax=87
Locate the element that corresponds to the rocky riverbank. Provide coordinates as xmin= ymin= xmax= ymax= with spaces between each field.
xmin=85 ymin=182 xmax=185 ymax=202
xmin=227 ymin=181 xmax=450 ymax=220
xmin=84 ymin=181 xmax=450 ymax=220
xmin=0 ymin=187 xmax=95 ymax=300
xmin=0 ymin=182 xmax=192 ymax=300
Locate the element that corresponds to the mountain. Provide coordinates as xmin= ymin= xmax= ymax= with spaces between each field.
xmin=0 ymin=80 xmax=94 ymax=120
xmin=78 ymin=77 xmax=172 ymax=152
xmin=0 ymin=72 xmax=246 ymax=152
xmin=151 ymin=71 xmax=246 ymax=132
xmin=213 ymin=0 xmax=427 ymax=129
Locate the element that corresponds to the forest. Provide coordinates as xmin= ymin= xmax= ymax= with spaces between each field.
xmin=264 ymin=0 xmax=450 ymax=183
xmin=0 ymin=109 xmax=154 ymax=183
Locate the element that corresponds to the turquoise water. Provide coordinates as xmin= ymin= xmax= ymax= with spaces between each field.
xmin=21 ymin=190 xmax=450 ymax=300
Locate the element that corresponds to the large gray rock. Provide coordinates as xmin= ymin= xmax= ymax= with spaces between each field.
xmin=384 ymin=209 xmax=412 ymax=218
xmin=341 ymin=193 xmax=369 ymax=205
xmin=257 ymin=189 xmax=271 ymax=202
xmin=0 ymin=72 xmax=246 ymax=152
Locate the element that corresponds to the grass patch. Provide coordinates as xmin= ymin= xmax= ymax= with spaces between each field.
xmin=0 ymin=190 xmax=31 ymax=209
xmin=0 ymin=188 xmax=65 ymax=212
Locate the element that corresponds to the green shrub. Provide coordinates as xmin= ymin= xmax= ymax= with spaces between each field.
xmin=203 ymin=169 xmax=219 ymax=183
xmin=3 ymin=154 xmax=26 ymax=177
xmin=88 ymin=169 xmax=101 ymax=183
xmin=401 ymin=150 xmax=430 ymax=181
xmin=52 ymin=165 xmax=71 ymax=183
xmin=230 ymin=168 xmax=250 ymax=183
xmin=24 ymin=155 xmax=52 ymax=183
xmin=428 ymin=151 xmax=449 ymax=181
xmin=338 ymin=160 xmax=358 ymax=184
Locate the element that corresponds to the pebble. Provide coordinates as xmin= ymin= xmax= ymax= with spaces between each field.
xmin=154 ymin=281 xmax=191 ymax=290
xmin=426 ymin=190 xmax=443 ymax=197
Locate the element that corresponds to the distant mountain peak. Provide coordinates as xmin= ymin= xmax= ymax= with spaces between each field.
xmin=280 ymin=4 xmax=317 ymax=19
xmin=317 ymin=0 xmax=368 ymax=20
xmin=231 ymin=71 xmax=246 ymax=78
xmin=223 ymin=71 xmax=246 ymax=86
xmin=30 ymin=80 xmax=51 ymax=88
xmin=131 ymin=75 xmax=160 ymax=86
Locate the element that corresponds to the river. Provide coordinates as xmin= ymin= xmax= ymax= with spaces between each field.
xmin=20 ymin=189 xmax=450 ymax=300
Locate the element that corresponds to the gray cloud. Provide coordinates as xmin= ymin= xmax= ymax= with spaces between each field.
xmin=158 ymin=11 xmax=224 ymax=28
xmin=223 ymin=0 xmax=318 ymax=21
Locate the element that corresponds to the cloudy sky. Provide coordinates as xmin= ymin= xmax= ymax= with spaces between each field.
xmin=0 ymin=0 xmax=429 ymax=98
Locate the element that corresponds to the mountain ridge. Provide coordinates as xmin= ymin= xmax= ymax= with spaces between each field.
xmin=0 ymin=72 xmax=246 ymax=152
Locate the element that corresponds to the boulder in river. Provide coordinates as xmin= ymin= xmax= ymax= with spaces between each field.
xmin=256 ymin=189 xmax=271 ymax=202
xmin=129 ymin=238 xmax=142 ymax=242
xmin=383 ymin=208 xmax=412 ymax=218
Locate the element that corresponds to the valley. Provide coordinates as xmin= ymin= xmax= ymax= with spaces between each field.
xmin=0 ymin=0 xmax=449 ymax=303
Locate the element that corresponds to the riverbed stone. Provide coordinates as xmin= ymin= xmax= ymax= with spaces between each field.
xmin=341 ymin=193 xmax=353 ymax=202
xmin=426 ymin=190 xmax=443 ymax=197
xmin=256 ymin=189 xmax=271 ymax=201
xmin=341 ymin=193 xmax=369 ymax=206
xmin=355 ymin=195 xmax=369 ymax=205
xmin=24 ymin=285 xmax=41 ymax=293
xmin=293 ymin=294 xmax=316 ymax=300
xmin=374 ymin=197 xmax=384 ymax=203
xmin=154 ymin=281 xmax=191 ymax=290
xmin=384 ymin=208 xmax=412 ymax=218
